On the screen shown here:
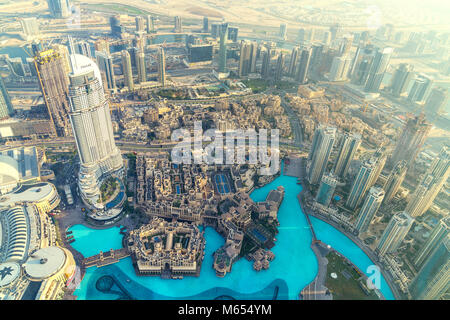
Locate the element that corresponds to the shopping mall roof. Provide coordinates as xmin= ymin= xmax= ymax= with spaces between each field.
xmin=0 ymin=262 xmax=21 ymax=288
xmin=0 ymin=182 xmax=55 ymax=208
xmin=23 ymin=247 xmax=66 ymax=280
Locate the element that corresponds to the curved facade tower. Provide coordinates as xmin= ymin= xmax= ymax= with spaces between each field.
xmin=68 ymin=54 xmax=123 ymax=208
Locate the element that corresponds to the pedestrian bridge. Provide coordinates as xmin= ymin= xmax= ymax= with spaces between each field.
xmin=82 ymin=248 xmax=130 ymax=268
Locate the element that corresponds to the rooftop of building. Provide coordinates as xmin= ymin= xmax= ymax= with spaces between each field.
xmin=0 ymin=182 xmax=56 ymax=208
xmin=23 ymin=246 xmax=66 ymax=280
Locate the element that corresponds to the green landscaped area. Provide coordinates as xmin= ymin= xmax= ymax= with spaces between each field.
xmin=325 ymin=251 xmax=380 ymax=300
xmin=243 ymin=79 xmax=296 ymax=93
xmin=242 ymin=79 xmax=268 ymax=93
xmin=99 ymin=177 xmax=119 ymax=204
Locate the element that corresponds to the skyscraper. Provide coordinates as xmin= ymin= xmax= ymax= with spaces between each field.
xmin=351 ymin=44 xmax=377 ymax=86
xmin=0 ymin=76 xmax=14 ymax=120
xmin=389 ymin=63 xmax=414 ymax=97
xmin=203 ymin=17 xmax=209 ymax=33
xmin=364 ymin=47 xmax=393 ymax=93
xmin=309 ymin=44 xmax=324 ymax=77
xmin=261 ymin=48 xmax=271 ymax=79
xmin=339 ymin=34 xmax=353 ymax=56
xmin=274 ymin=52 xmax=285 ymax=81
xmin=346 ymin=157 xmax=377 ymax=210
xmin=96 ymin=52 xmax=116 ymax=90
xmin=334 ymin=132 xmax=361 ymax=179
xmin=94 ymin=39 xmax=110 ymax=55
xmin=135 ymin=16 xmax=145 ymax=33
xmin=249 ymin=42 xmax=258 ymax=73
xmin=288 ymin=47 xmax=300 ymax=77
xmin=280 ymin=24 xmax=288 ymax=40
xmin=20 ymin=18 xmax=40 ymax=39
xmin=328 ymin=55 xmax=352 ymax=81
xmin=383 ymin=160 xmax=407 ymax=204
xmin=68 ymin=53 xmax=123 ymax=209
xmin=174 ymin=16 xmax=182 ymax=33
xmin=322 ymin=31 xmax=331 ymax=46
xmin=307 ymin=126 xmax=336 ymax=185
xmin=405 ymin=147 xmax=449 ymax=217
xmin=121 ymin=50 xmax=134 ymax=91
xmin=227 ymin=27 xmax=239 ymax=43
xmin=296 ymin=47 xmax=312 ymax=84
xmin=409 ymin=237 xmax=450 ymax=300
xmin=355 ymin=186 xmax=385 ymax=234
xmin=52 ymin=44 xmax=72 ymax=75
xmin=315 ymin=172 xmax=337 ymax=207
xmin=238 ymin=40 xmax=252 ymax=77
xmin=75 ymin=41 xmax=92 ymax=59
xmin=34 ymin=48 xmax=71 ymax=137
xmin=425 ymin=87 xmax=448 ymax=117
xmin=158 ymin=47 xmax=166 ymax=87
xmin=46 ymin=0 xmax=71 ymax=18
xmin=136 ymin=49 xmax=146 ymax=83
xmin=369 ymin=148 xmax=387 ymax=188
xmin=408 ymin=74 xmax=433 ymax=104
xmin=390 ymin=114 xmax=431 ymax=168
xmin=376 ymin=211 xmax=414 ymax=256
xmin=146 ymin=15 xmax=155 ymax=34
xmin=329 ymin=24 xmax=341 ymax=42
xmin=414 ymin=216 xmax=449 ymax=269
xmin=110 ymin=15 xmax=123 ymax=38
xmin=218 ymin=23 xmax=229 ymax=73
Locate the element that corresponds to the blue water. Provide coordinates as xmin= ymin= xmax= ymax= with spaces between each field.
xmin=71 ymin=168 xmax=395 ymax=300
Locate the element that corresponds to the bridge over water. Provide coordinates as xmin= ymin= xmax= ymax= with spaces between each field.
xmin=82 ymin=248 xmax=130 ymax=268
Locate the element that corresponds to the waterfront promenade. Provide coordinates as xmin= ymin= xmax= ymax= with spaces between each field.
xmin=284 ymin=156 xmax=399 ymax=300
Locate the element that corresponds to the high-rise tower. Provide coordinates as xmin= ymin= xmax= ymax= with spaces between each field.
xmin=364 ymin=47 xmax=393 ymax=93
xmin=47 ymin=0 xmax=71 ymax=19
xmin=355 ymin=186 xmax=385 ymax=234
xmin=425 ymin=87 xmax=448 ymax=117
xmin=307 ymin=126 xmax=336 ymax=185
xmin=158 ymin=47 xmax=166 ymax=87
xmin=383 ymin=160 xmax=407 ymax=204
xmin=34 ymin=48 xmax=72 ymax=137
xmin=409 ymin=237 xmax=450 ymax=300
xmin=296 ymin=47 xmax=312 ymax=84
xmin=405 ymin=147 xmax=449 ymax=217
xmin=346 ymin=158 xmax=377 ymax=210
xmin=390 ymin=114 xmax=431 ymax=168
xmin=96 ymin=52 xmax=116 ymax=90
xmin=376 ymin=211 xmax=414 ymax=256
xmin=121 ymin=50 xmax=134 ymax=91
xmin=389 ymin=63 xmax=414 ymax=97
xmin=334 ymin=132 xmax=361 ymax=179
xmin=414 ymin=216 xmax=449 ymax=269
xmin=68 ymin=53 xmax=123 ymax=209
xmin=218 ymin=23 xmax=229 ymax=73
xmin=136 ymin=49 xmax=146 ymax=83
xmin=315 ymin=172 xmax=338 ymax=207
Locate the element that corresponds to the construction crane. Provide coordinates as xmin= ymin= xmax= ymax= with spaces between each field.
xmin=362 ymin=102 xmax=369 ymax=113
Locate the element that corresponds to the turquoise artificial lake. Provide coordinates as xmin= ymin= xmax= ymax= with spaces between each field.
xmin=70 ymin=170 xmax=395 ymax=300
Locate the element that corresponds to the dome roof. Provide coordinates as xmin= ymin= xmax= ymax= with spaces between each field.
xmin=23 ymin=246 xmax=66 ymax=280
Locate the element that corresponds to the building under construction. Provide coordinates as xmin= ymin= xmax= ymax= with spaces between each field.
xmin=34 ymin=48 xmax=72 ymax=137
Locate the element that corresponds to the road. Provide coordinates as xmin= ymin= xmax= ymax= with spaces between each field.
xmin=280 ymin=95 xmax=304 ymax=149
